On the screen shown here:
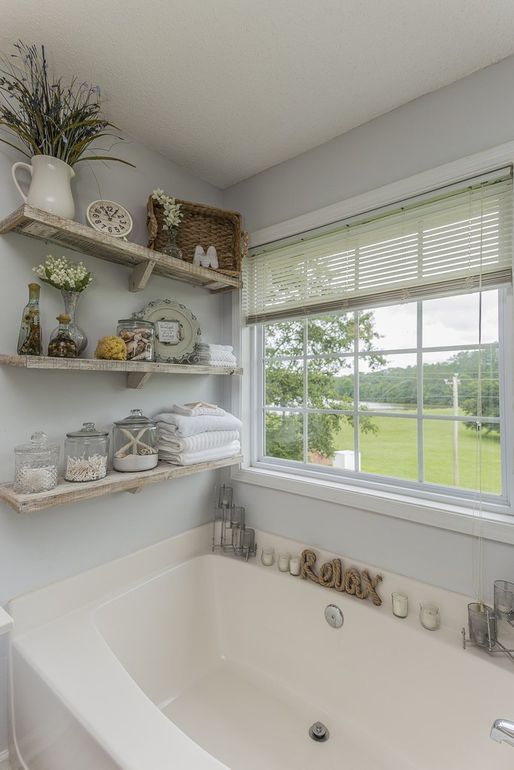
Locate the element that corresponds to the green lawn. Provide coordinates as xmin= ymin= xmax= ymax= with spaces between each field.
xmin=334 ymin=408 xmax=501 ymax=493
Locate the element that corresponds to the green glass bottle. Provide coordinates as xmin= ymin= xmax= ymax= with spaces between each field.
xmin=17 ymin=283 xmax=42 ymax=355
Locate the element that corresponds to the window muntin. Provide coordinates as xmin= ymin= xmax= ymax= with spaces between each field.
xmin=258 ymin=289 xmax=504 ymax=501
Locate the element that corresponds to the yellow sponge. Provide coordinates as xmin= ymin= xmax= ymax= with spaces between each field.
xmin=95 ymin=336 xmax=127 ymax=361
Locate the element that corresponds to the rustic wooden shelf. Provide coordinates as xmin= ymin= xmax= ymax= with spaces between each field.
xmin=0 ymin=455 xmax=243 ymax=513
xmin=0 ymin=354 xmax=242 ymax=389
xmin=0 ymin=205 xmax=242 ymax=292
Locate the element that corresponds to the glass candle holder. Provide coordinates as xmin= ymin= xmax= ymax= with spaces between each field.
xmin=494 ymin=581 xmax=514 ymax=619
xmin=419 ymin=603 xmax=440 ymax=631
xmin=392 ymin=592 xmax=408 ymax=618
xmin=261 ymin=547 xmax=275 ymax=566
xmin=217 ymin=484 xmax=233 ymax=509
xmin=468 ymin=602 xmax=497 ymax=648
xmin=278 ymin=552 xmax=290 ymax=572
xmin=289 ymin=556 xmax=301 ymax=576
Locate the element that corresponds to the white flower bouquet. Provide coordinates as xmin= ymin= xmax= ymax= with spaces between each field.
xmin=33 ymin=255 xmax=93 ymax=292
xmin=152 ymin=189 xmax=183 ymax=231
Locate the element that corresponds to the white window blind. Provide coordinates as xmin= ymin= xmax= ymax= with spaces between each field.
xmin=243 ymin=169 xmax=513 ymax=324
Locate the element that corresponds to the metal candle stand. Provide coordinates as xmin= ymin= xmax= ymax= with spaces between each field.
xmin=212 ymin=484 xmax=257 ymax=561
xmin=462 ymin=587 xmax=514 ymax=663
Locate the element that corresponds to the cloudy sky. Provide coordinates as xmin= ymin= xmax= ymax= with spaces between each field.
xmin=366 ymin=288 xmax=499 ymax=369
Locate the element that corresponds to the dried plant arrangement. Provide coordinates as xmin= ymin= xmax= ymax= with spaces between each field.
xmin=0 ymin=41 xmax=133 ymax=166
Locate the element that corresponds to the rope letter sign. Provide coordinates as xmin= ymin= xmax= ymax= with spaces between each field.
xmin=300 ymin=549 xmax=383 ymax=606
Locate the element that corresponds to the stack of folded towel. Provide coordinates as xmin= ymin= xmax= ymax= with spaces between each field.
xmin=196 ymin=343 xmax=237 ymax=367
xmin=155 ymin=402 xmax=242 ymax=466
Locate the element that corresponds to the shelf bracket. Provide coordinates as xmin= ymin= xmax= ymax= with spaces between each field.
xmin=129 ymin=259 xmax=156 ymax=292
xmin=126 ymin=371 xmax=153 ymax=389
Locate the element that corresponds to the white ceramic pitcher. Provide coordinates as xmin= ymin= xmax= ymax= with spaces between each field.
xmin=11 ymin=154 xmax=75 ymax=219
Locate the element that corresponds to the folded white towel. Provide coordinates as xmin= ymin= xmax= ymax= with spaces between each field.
xmin=157 ymin=429 xmax=240 ymax=453
xmin=209 ymin=360 xmax=237 ymax=368
xmin=209 ymin=353 xmax=237 ymax=362
xmin=171 ymin=402 xmax=226 ymax=417
xmin=208 ymin=348 xmax=235 ymax=358
xmin=159 ymin=441 xmax=241 ymax=466
xmin=209 ymin=344 xmax=234 ymax=353
xmin=154 ymin=412 xmax=242 ymax=437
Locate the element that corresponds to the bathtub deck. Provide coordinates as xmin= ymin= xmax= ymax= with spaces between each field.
xmin=162 ymin=659 xmax=405 ymax=770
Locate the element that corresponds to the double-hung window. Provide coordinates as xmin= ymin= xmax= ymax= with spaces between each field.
xmin=244 ymin=168 xmax=513 ymax=507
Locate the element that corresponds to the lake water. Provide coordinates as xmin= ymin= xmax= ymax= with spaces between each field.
xmin=361 ymin=402 xmax=417 ymax=411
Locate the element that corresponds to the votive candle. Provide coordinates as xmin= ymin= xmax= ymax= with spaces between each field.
xmin=261 ymin=547 xmax=275 ymax=566
xmin=278 ymin=552 xmax=290 ymax=572
xmin=419 ymin=602 xmax=440 ymax=631
xmin=391 ymin=592 xmax=408 ymax=618
xmin=289 ymin=556 xmax=301 ymax=576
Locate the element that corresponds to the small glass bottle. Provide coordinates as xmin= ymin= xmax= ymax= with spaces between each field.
xmin=48 ymin=314 xmax=78 ymax=358
xmin=17 ymin=283 xmax=42 ymax=355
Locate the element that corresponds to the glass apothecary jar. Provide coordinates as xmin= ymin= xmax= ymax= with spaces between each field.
xmin=113 ymin=409 xmax=158 ymax=472
xmin=64 ymin=422 xmax=109 ymax=482
xmin=117 ymin=319 xmax=154 ymax=361
xmin=14 ymin=432 xmax=60 ymax=493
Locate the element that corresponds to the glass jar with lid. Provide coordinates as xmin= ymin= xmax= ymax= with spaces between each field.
xmin=113 ymin=409 xmax=158 ymax=472
xmin=14 ymin=431 xmax=60 ymax=493
xmin=117 ymin=319 xmax=154 ymax=361
xmin=64 ymin=422 xmax=109 ymax=482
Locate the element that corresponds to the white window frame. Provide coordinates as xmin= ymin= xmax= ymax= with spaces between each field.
xmin=230 ymin=140 xmax=514 ymax=544
xmin=254 ymin=294 xmax=509 ymax=502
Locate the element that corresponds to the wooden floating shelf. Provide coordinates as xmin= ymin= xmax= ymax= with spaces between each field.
xmin=0 ymin=455 xmax=243 ymax=513
xmin=0 ymin=354 xmax=242 ymax=389
xmin=0 ymin=205 xmax=242 ymax=292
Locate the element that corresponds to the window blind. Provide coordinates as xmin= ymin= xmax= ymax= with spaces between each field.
xmin=243 ymin=169 xmax=513 ymax=324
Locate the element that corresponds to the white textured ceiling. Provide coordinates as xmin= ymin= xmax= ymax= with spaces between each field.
xmin=2 ymin=1 xmax=514 ymax=188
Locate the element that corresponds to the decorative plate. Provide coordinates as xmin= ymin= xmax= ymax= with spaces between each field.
xmin=133 ymin=299 xmax=201 ymax=364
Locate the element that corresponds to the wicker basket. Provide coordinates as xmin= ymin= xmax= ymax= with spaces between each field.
xmin=147 ymin=196 xmax=247 ymax=278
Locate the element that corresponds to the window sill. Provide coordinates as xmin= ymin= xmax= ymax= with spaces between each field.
xmin=231 ymin=464 xmax=514 ymax=545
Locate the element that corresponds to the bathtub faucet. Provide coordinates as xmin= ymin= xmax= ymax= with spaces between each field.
xmin=490 ymin=719 xmax=514 ymax=747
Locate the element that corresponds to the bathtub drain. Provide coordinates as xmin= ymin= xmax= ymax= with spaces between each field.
xmin=309 ymin=722 xmax=329 ymax=742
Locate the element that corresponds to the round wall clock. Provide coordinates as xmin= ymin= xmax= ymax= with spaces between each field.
xmin=86 ymin=200 xmax=133 ymax=238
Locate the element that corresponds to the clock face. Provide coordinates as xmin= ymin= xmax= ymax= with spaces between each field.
xmin=86 ymin=200 xmax=133 ymax=238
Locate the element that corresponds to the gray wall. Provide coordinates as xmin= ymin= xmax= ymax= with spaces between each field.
xmin=223 ymin=54 xmax=514 ymax=598
xmin=0 ymin=138 xmax=227 ymax=754
xmin=224 ymin=55 xmax=514 ymax=232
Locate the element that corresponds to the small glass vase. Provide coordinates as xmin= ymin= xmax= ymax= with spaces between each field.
xmin=61 ymin=290 xmax=87 ymax=354
xmin=161 ymin=229 xmax=182 ymax=260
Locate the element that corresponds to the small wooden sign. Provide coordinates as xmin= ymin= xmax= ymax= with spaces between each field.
xmin=300 ymin=549 xmax=383 ymax=606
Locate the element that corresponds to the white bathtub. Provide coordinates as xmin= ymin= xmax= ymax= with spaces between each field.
xmin=7 ymin=526 xmax=514 ymax=770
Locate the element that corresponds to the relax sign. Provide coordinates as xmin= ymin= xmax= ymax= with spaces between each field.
xmin=300 ymin=549 xmax=383 ymax=606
